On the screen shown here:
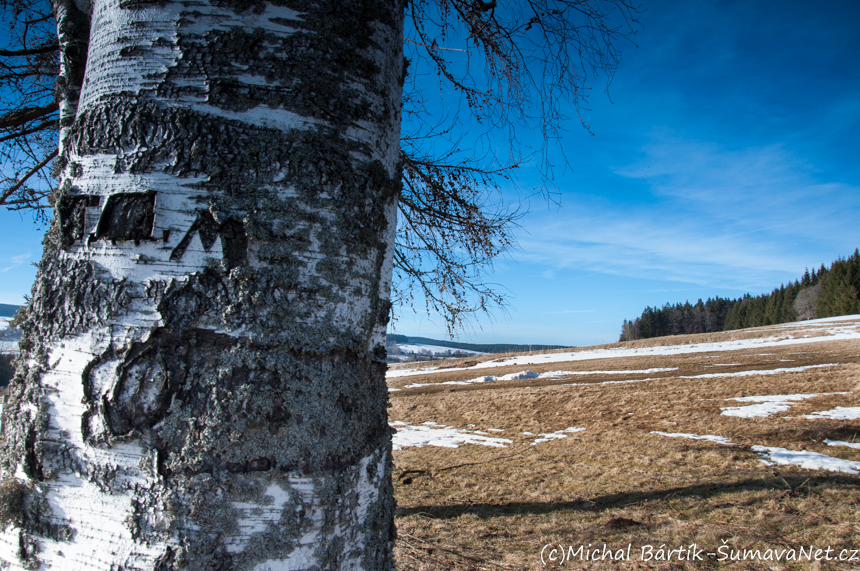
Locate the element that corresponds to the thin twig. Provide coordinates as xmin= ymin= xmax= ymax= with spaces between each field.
xmin=0 ymin=119 xmax=58 ymax=144
xmin=405 ymin=37 xmax=468 ymax=52
xmin=1 ymin=148 xmax=57 ymax=205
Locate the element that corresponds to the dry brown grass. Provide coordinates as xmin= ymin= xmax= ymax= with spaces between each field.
xmin=389 ymin=333 xmax=860 ymax=570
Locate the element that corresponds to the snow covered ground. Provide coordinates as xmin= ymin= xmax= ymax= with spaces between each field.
xmin=650 ymin=432 xmax=860 ymax=475
xmin=720 ymin=392 xmax=850 ymax=418
xmin=656 ymin=387 xmax=860 ymax=474
xmin=394 ymin=343 xmax=486 ymax=357
xmin=389 ymin=314 xmax=860 ymax=481
xmin=0 ymin=317 xmax=20 ymax=354
xmin=680 ymin=363 xmax=839 ymax=379
xmin=386 ymin=314 xmax=860 ymax=379
xmin=390 ymin=421 xmax=511 ymax=450
xmin=389 ymin=422 xmax=587 ymax=449
xmin=804 ymin=406 xmax=860 ymax=420
xmin=396 ymin=409 xmax=859 ymax=475
xmin=530 ymin=427 xmax=586 ymax=445
xmin=395 ymin=367 xmax=677 ymax=390
xmin=752 ymin=446 xmax=860 ymax=475
xmin=650 ymin=431 xmax=735 ymax=445
xmin=825 ymin=439 xmax=860 ymax=450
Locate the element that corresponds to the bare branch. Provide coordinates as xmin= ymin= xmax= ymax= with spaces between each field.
xmin=23 ymin=12 xmax=54 ymax=26
xmin=0 ymin=102 xmax=58 ymax=129
xmin=0 ymin=43 xmax=58 ymax=57
xmin=404 ymin=38 xmax=467 ymax=52
xmin=0 ymin=118 xmax=57 ymax=144
xmin=1 ymin=148 xmax=57 ymax=206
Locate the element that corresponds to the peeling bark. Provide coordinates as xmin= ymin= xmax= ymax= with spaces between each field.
xmin=0 ymin=0 xmax=403 ymax=568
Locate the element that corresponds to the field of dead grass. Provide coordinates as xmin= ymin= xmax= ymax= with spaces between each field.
xmin=388 ymin=323 xmax=860 ymax=570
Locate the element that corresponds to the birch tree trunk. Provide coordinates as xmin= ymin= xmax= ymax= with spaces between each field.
xmin=0 ymin=0 xmax=403 ymax=568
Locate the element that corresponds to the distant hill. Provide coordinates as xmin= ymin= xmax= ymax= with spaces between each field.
xmin=387 ymin=334 xmax=569 ymax=355
xmin=0 ymin=304 xmax=20 ymax=318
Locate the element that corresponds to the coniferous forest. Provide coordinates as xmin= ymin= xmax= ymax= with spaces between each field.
xmin=619 ymin=249 xmax=860 ymax=341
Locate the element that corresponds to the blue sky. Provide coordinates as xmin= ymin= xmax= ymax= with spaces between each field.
xmin=394 ymin=0 xmax=860 ymax=345
xmin=2 ymin=0 xmax=860 ymax=346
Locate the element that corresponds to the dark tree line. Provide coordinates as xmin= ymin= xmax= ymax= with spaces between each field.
xmin=620 ymin=249 xmax=860 ymax=341
xmin=816 ymin=249 xmax=860 ymax=318
xmin=619 ymin=297 xmax=734 ymax=341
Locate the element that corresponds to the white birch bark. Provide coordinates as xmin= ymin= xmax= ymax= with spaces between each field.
xmin=0 ymin=0 xmax=403 ymax=568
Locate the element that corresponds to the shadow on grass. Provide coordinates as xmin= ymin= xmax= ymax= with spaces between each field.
xmin=753 ymin=425 xmax=860 ymax=445
xmin=395 ymin=474 xmax=860 ymax=520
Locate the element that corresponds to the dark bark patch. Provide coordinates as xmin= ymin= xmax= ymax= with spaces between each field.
xmin=246 ymin=458 xmax=271 ymax=472
xmin=119 ymin=0 xmax=168 ymax=7
xmin=23 ymin=423 xmax=43 ymax=480
xmin=336 ymin=393 xmax=353 ymax=414
xmin=101 ymin=328 xmax=238 ymax=437
xmin=57 ymin=194 xmax=99 ymax=246
xmin=94 ymin=192 xmax=156 ymax=244
xmin=219 ymin=218 xmax=249 ymax=269
xmin=142 ymin=343 xmax=391 ymax=476
xmin=159 ymin=0 xmax=389 ymax=124
xmin=0 ymin=479 xmax=28 ymax=528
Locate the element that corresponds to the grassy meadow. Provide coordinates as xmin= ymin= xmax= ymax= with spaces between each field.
xmin=388 ymin=319 xmax=860 ymax=570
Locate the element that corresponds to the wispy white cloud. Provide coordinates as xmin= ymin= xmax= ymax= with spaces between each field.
xmin=2 ymin=252 xmax=31 ymax=273
xmin=616 ymin=135 xmax=859 ymax=230
xmin=516 ymin=211 xmax=800 ymax=291
xmin=513 ymin=136 xmax=860 ymax=292
xmin=540 ymin=309 xmax=596 ymax=315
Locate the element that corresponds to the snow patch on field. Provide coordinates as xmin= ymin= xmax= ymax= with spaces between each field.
xmin=720 ymin=392 xmax=850 ymax=418
xmin=649 ymin=432 xmax=860 ymax=475
xmin=680 ymin=363 xmax=838 ymax=379
xmin=530 ymin=427 xmax=586 ymax=445
xmin=752 ymin=446 xmax=860 ymax=474
xmin=544 ymin=367 xmax=677 ymax=379
xmin=389 ymin=422 xmax=586 ymax=448
xmin=403 ymin=370 xmax=540 ymax=389
xmin=400 ymin=368 xmax=677 ymax=389
xmin=561 ymin=378 xmax=660 ymax=388
xmin=386 ymin=315 xmax=860 ymax=379
xmin=757 ymin=315 xmax=860 ymax=329
xmin=390 ymin=421 xmax=512 ymax=450
xmin=805 ymin=407 xmax=860 ymax=420
xmin=825 ymin=439 xmax=860 ymax=450
xmin=650 ymin=434 xmax=860 ymax=475
xmin=395 ymin=343 xmax=486 ymax=356
xmin=651 ymin=432 xmax=734 ymax=445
